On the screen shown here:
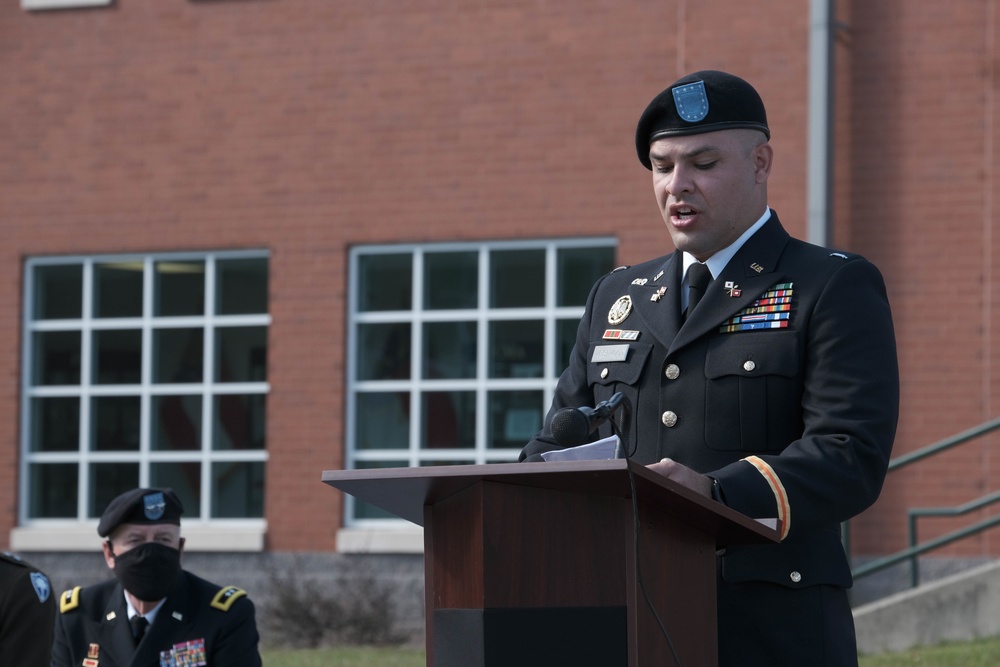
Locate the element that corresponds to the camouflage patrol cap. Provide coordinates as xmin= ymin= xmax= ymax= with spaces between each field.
xmin=97 ymin=488 xmax=184 ymax=537
xmin=635 ymin=70 xmax=770 ymax=170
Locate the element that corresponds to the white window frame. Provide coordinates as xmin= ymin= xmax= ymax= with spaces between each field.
xmin=344 ymin=238 xmax=617 ymax=535
xmin=16 ymin=250 xmax=270 ymax=551
xmin=22 ymin=0 xmax=111 ymax=10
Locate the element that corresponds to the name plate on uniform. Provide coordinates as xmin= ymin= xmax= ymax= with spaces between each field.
xmin=591 ymin=344 xmax=629 ymax=363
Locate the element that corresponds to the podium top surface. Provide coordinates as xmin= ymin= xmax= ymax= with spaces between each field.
xmin=322 ymin=459 xmax=779 ymax=547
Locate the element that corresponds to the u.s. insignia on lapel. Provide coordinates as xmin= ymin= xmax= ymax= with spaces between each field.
xmin=720 ymin=282 xmax=794 ymax=333
xmin=608 ymin=295 xmax=632 ymax=325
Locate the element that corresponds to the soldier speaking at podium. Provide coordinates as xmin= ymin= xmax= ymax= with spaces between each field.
xmin=520 ymin=70 xmax=899 ymax=666
xmin=51 ymin=488 xmax=262 ymax=667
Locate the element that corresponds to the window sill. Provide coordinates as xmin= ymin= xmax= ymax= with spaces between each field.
xmin=23 ymin=0 xmax=112 ymax=10
xmin=10 ymin=522 xmax=267 ymax=552
xmin=337 ymin=527 xmax=424 ymax=554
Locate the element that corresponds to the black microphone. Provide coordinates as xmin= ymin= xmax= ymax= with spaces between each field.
xmin=550 ymin=392 xmax=626 ymax=447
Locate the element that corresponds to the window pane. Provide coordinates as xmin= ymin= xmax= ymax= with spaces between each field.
xmin=152 ymin=395 xmax=201 ymax=451
xmin=155 ymin=260 xmax=205 ymax=316
xmin=421 ymin=391 xmax=475 ymax=449
xmin=555 ymin=318 xmax=580 ymax=376
xmin=89 ymin=463 xmax=139 ymax=518
xmin=211 ymin=461 xmax=264 ymax=518
xmin=150 ymin=462 xmax=201 ymax=517
xmin=557 ymin=247 xmax=616 ymax=307
xmin=358 ymin=254 xmax=411 ymax=312
xmin=30 ymin=397 xmax=80 ymax=452
xmin=153 ymin=328 xmax=203 ymax=383
xmin=490 ymin=249 xmax=544 ymax=308
xmin=489 ymin=320 xmax=544 ymax=378
xmin=29 ymin=463 xmax=77 ymax=518
xmin=353 ymin=460 xmax=408 ymax=519
xmin=422 ymin=321 xmax=476 ymax=379
xmin=91 ymin=396 xmax=141 ymax=451
xmin=32 ymin=331 xmax=81 ymax=385
xmin=93 ymin=329 xmax=142 ymax=384
xmin=215 ymin=326 xmax=267 ymax=382
xmin=355 ymin=392 xmax=408 ymax=450
xmin=356 ymin=322 xmax=410 ymax=381
xmin=33 ymin=264 xmax=82 ymax=320
xmin=216 ymin=257 xmax=268 ymax=315
xmin=94 ymin=262 xmax=144 ymax=318
xmin=424 ymin=251 xmax=477 ymax=310
xmin=488 ymin=390 xmax=543 ymax=449
xmin=212 ymin=394 xmax=266 ymax=450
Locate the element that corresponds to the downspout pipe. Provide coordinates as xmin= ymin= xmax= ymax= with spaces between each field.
xmin=808 ymin=0 xmax=834 ymax=247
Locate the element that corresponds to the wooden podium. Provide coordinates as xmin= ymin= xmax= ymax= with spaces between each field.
xmin=322 ymin=459 xmax=779 ymax=667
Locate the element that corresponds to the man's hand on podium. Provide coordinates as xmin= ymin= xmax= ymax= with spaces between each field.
xmin=647 ymin=458 xmax=714 ymax=499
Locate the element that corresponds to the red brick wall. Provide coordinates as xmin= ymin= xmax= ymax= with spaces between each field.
xmin=1 ymin=0 xmax=997 ymax=558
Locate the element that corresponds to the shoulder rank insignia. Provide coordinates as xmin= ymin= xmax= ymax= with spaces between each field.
xmin=60 ymin=586 xmax=81 ymax=613
xmin=210 ymin=585 xmax=247 ymax=612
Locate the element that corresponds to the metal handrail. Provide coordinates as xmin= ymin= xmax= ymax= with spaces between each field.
xmin=849 ymin=415 xmax=1000 ymax=587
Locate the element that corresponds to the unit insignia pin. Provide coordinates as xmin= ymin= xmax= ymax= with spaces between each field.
xmin=724 ymin=281 xmax=742 ymax=297
xmin=650 ymin=286 xmax=667 ymax=302
xmin=608 ymin=295 xmax=633 ymax=325
xmin=632 ymin=278 xmax=648 ymax=286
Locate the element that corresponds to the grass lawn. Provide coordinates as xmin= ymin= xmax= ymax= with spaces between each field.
xmin=261 ymin=636 xmax=1000 ymax=666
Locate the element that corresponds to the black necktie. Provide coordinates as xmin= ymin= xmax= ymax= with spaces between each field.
xmin=130 ymin=615 xmax=149 ymax=645
xmin=685 ymin=262 xmax=712 ymax=319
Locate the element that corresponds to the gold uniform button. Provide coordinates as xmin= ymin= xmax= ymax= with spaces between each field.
xmin=664 ymin=364 xmax=680 ymax=380
xmin=743 ymin=360 xmax=756 ymax=372
xmin=790 ymin=571 xmax=802 ymax=583
xmin=600 ymin=368 xmax=609 ymax=379
xmin=661 ymin=411 xmax=678 ymax=427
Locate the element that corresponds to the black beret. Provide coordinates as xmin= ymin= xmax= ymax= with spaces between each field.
xmin=635 ymin=70 xmax=770 ymax=170
xmin=97 ymin=488 xmax=184 ymax=538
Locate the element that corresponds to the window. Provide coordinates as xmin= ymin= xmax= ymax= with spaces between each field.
xmin=346 ymin=239 xmax=616 ymax=525
xmin=21 ymin=252 xmax=269 ymax=526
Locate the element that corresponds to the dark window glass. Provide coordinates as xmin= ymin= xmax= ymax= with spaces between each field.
xmin=89 ymin=463 xmax=139 ymax=518
xmin=151 ymin=462 xmax=201 ymax=517
xmin=33 ymin=265 xmax=82 ymax=320
xmin=555 ymin=318 xmax=580 ymax=376
xmin=356 ymin=322 xmax=410 ymax=381
xmin=155 ymin=260 xmax=205 ymax=316
xmin=490 ymin=249 xmax=545 ymax=308
xmin=29 ymin=463 xmax=77 ymax=518
xmin=355 ymin=392 xmax=409 ymax=450
xmin=487 ymin=390 xmax=544 ymax=449
xmin=32 ymin=331 xmax=81 ymax=386
xmin=93 ymin=330 xmax=142 ymax=384
xmin=215 ymin=326 xmax=267 ymax=382
xmin=557 ymin=247 xmax=616 ymax=307
xmin=420 ymin=391 xmax=475 ymax=449
xmin=91 ymin=396 xmax=141 ymax=451
xmin=153 ymin=328 xmax=204 ymax=383
xmin=211 ymin=461 xmax=264 ymax=518
xmin=424 ymin=251 xmax=478 ymax=310
xmin=30 ymin=397 xmax=80 ymax=452
xmin=94 ymin=262 xmax=144 ymax=318
xmin=489 ymin=320 xmax=544 ymax=378
xmin=358 ymin=254 xmax=411 ymax=312
xmin=151 ymin=395 xmax=202 ymax=451
xmin=212 ymin=394 xmax=266 ymax=450
xmin=216 ymin=258 xmax=268 ymax=315
xmin=422 ymin=321 xmax=476 ymax=379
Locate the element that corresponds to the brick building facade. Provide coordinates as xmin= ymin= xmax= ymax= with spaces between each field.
xmin=2 ymin=0 xmax=999 ymax=605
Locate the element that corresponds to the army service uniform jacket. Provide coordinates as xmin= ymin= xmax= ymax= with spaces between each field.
xmin=0 ymin=552 xmax=54 ymax=665
xmin=52 ymin=570 xmax=262 ymax=667
xmin=520 ymin=212 xmax=899 ymax=664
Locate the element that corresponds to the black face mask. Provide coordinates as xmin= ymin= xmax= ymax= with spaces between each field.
xmin=111 ymin=542 xmax=182 ymax=602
